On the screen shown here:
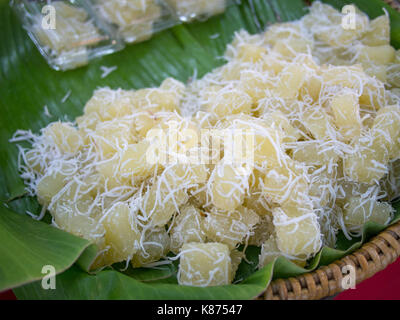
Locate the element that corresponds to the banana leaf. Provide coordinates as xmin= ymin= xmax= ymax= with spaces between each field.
xmin=0 ymin=0 xmax=399 ymax=299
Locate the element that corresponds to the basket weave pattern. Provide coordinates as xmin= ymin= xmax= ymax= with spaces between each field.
xmin=260 ymin=221 xmax=400 ymax=300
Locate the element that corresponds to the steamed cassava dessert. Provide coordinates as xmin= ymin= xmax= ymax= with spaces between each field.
xmin=14 ymin=2 xmax=399 ymax=287
xmin=32 ymin=1 xmax=102 ymax=68
xmin=94 ymin=0 xmax=164 ymax=43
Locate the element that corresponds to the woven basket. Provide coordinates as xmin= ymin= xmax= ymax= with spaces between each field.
xmin=259 ymin=0 xmax=400 ymax=300
xmin=260 ymin=221 xmax=400 ymax=300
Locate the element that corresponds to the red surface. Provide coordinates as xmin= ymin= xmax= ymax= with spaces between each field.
xmin=0 ymin=290 xmax=16 ymax=300
xmin=335 ymin=257 xmax=400 ymax=300
xmin=1 ymin=258 xmax=399 ymax=300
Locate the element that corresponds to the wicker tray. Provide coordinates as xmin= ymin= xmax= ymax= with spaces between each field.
xmin=257 ymin=0 xmax=400 ymax=300
xmin=260 ymin=220 xmax=400 ymax=300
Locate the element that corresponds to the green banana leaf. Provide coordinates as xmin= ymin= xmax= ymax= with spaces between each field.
xmin=0 ymin=0 xmax=399 ymax=299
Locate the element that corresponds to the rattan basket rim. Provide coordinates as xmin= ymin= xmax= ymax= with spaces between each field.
xmin=256 ymin=0 xmax=400 ymax=301
xmin=259 ymin=219 xmax=400 ymax=300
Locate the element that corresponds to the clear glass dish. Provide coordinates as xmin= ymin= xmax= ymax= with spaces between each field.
xmin=164 ymin=0 xmax=232 ymax=22
xmin=89 ymin=0 xmax=178 ymax=44
xmin=11 ymin=0 xmax=124 ymax=71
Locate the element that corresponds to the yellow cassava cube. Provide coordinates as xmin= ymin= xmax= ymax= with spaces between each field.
xmin=84 ymin=88 xmax=135 ymax=120
xmin=133 ymin=110 xmax=156 ymax=139
xmin=131 ymin=227 xmax=170 ymax=267
xmin=330 ymin=91 xmax=362 ymax=140
xmin=302 ymin=107 xmax=336 ymax=140
xmin=275 ymin=64 xmax=307 ymax=99
xmin=387 ymin=64 xmax=400 ymax=88
xmin=95 ymin=154 xmax=132 ymax=189
xmin=372 ymin=105 xmax=400 ymax=158
xmin=54 ymin=207 xmax=104 ymax=246
xmin=226 ymin=30 xmax=263 ymax=59
xmin=315 ymin=20 xmax=367 ymax=48
xmin=292 ymin=141 xmax=339 ymax=166
xmin=178 ymin=242 xmax=232 ymax=287
xmin=97 ymin=0 xmax=161 ymax=25
xmin=76 ymin=112 xmax=100 ymax=131
xmin=97 ymin=0 xmax=161 ymax=43
xmin=261 ymin=54 xmax=286 ymax=75
xmin=159 ymin=77 xmax=185 ymax=107
xmin=263 ymin=110 xmax=301 ymax=143
xmin=33 ymin=2 xmax=97 ymax=53
xmin=359 ymin=78 xmax=387 ymax=111
xmin=53 ymin=1 xmax=88 ymax=20
xmin=258 ymin=236 xmax=306 ymax=268
xmin=309 ymin=167 xmax=337 ymax=207
xmin=321 ymin=65 xmax=365 ymax=90
xmin=160 ymin=77 xmax=186 ymax=97
xmin=202 ymin=206 xmax=259 ymax=250
xmin=343 ymin=132 xmax=390 ymax=185
xmin=362 ymin=15 xmax=390 ymax=46
xmin=36 ymin=163 xmax=77 ymax=205
xmin=273 ymin=205 xmax=322 ymax=260
xmin=362 ymin=62 xmax=387 ymax=82
xmin=150 ymin=112 xmax=199 ymax=163
xmin=209 ymin=162 xmax=249 ymax=211
xmin=299 ymin=75 xmax=322 ymax=103
xmin=119 ymin=140 xmax=155 ymax=182
xmin=262 ymin=159 xmax=309 ymax=206
xmin=103 ymin=203 xmax=141 ymax=265
xmin=165 ymin=164 xmax=208 ymax=189
xmin=141 ymin=164 xmax=206 ymax=227
xmin=142 ymin=183 xmax=188 ymax=227
xmin=193 ymin=111 xmax=217 ymax=130
xmin=170 ymin=205 xmax=206 ymax=254
xmin=44 ymin=122 xmax=82 ymax=154
xmin=141 ymin=169 xmax=190 ymax=226
xmin=272 ymin=38 xmax=312 ymax=59
xmin=357 ymin=45 xmax=396 ymax=66
xmin=243 ymin=194 xmax=272 ymax=217
xmin=94 ymin=119 xmax=136 ymax=157
xmin=37 ymin=172 xmax=69 ymax=206
xmin=226 ymin=116 xmax=284 ymax=166
xmin=220 ymin=61 xmax=244 ymax=81
xmin=202 ymin=86 xmax=252 ymax=118
xmin=264 ymin=22 xmax=303 ymax=46
xmin=236 ymin=43 xmax=268 ymax=63
xmin=132 ymin=88 xmax=180 ymax=112
xmin=304 ymin=2 xmax=368 ymax=47
xmin=349 ymin=105 xmax=400 ymax=170
xmin=343 ymin=197 xmax=393 ymax=229
xmin=52 ymin=182 xmax=104 ymax=245
xmin=239 ymin=70 xmax=273 ymax=104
